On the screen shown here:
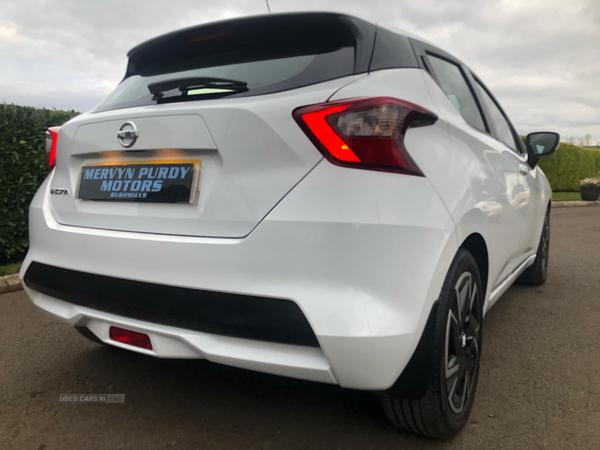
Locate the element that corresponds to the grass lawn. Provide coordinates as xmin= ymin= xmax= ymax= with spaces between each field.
xmin=0 ymin=262 xmax=22 ymax=277
xmin=552 ymin=192 xmax=583 ymax=201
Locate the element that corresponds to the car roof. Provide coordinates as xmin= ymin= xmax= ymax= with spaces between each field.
xmin=127 ymin=11 xmax=441 ymax=57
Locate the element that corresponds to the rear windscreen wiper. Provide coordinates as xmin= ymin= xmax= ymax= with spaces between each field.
xmin=148 ymin=77 xmax=248 ymax=101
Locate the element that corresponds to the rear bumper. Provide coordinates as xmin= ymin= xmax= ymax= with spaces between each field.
xmin=26 ymin=292 xmax=337 ymax=384
xmin=22 ymin=162 xmax=458 ymax=390
xmin=25 ymin=262 xmax=319 ymax=347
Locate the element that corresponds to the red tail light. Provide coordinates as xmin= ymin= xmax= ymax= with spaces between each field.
xmin=45 ymin=126 xmax=60 ymax=172
xmin=109 ymin=326 xmax=153 ymax=350
xmin=293 ymin=97 xmax=437 ymax=175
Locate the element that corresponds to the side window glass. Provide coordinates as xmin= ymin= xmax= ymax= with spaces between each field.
xmin=426 ymin=54 xmax=486 ymax=132
xmin=474 ymin=81 xmax=519 ymax=152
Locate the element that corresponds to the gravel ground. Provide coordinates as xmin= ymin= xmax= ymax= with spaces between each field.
xmin=1 ymin=207 xmax=599 ymax=449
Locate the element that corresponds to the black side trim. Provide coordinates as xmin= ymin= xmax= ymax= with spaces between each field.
xmin=384 ymin=301 xmax=439 ymax=399
xmin=369 ymin=26 xmax=419 ymax=71
xmin=25 ymin=262 xmax=319 ymax=348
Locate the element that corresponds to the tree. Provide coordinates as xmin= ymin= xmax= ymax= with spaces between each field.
xmin=583 ymin=133 xmax=592 ymax=146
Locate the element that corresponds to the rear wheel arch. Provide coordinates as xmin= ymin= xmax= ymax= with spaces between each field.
xmin=382 ymin=234 xmax=488 ymax=400
xmin=381 ymin=248 xmax=484 ymax=438
xmin=459 ymin=233 xmax=489 ymax=296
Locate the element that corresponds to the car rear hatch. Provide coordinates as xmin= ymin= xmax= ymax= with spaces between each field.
xmin=48 ymin=13 xmax=376 ymax=237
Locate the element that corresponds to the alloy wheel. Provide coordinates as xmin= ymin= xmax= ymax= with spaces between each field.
xmin=445 ymin=271 xmax=481 ymax=414
xmin=540 ymin=213 xmax=550 ymax=276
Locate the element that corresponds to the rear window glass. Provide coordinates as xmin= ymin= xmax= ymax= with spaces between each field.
xmin=94 ymin=17 xmax=363 ymax=113
xmin=95 ymin=49 xmax=354 ymax=113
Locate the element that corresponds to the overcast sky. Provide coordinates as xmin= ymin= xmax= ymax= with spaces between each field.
xmin=1 ymin=0 xmax=598 ymax=142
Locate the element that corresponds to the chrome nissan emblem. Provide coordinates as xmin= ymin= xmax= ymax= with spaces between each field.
xmin=117 ymin=122 xmax=139 ymax=148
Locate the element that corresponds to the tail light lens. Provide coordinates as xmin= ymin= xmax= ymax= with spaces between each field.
xmin=293 ymin=97 xmax=437 ymax=175
xmin=45 ymin=126 xmax=60 ymax=172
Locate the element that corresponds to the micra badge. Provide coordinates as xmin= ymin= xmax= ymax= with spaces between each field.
xmin=50 ymin=188 xmax=69 ymax=195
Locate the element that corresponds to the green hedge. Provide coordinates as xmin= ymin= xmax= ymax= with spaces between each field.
xmin=538 ymin=142 xmax=600 ymax=192
xmin=0 ymin=104 xmax=78 ymax=261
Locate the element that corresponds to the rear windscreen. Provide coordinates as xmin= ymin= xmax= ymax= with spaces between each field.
xmin=94 ymin=14 xmax=374 ymax=113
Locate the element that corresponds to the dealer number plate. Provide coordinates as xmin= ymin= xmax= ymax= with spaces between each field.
xmin=77 ymin=161 xmax=201 ymax=204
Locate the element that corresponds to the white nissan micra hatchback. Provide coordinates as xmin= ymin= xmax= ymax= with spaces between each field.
xmin=22 ymin=12 xmax=559 ymax=438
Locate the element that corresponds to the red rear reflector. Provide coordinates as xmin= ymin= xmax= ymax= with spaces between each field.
xmin=45 ymin=126 xmax=60 ymax=172
xmin=293 ymin=97 xmax=437 ymax=175
xmin=109 ymin=326 xmax=153 ymax=350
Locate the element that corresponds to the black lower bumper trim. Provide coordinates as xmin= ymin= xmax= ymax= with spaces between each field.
xmin=24 ymin=262 xmax=319 ymax=347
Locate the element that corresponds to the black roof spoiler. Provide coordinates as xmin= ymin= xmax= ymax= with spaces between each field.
xmin=124 ymin=12 xmax=419 ymax=81
xmin=127 ymin=12 xmax=373 ymax=58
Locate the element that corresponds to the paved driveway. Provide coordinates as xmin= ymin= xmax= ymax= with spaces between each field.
xmin=1 ymin=207 xmax=599 ymax=449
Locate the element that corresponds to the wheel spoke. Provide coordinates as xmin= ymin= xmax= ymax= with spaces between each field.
xmin=446 ymin=310 xmax=462 ymax=379
xmin=447 ymin=355 xmax=468 ymax=413
xmin=447 ymin=358 xmax=464 ymax=395
xmin=461 ymin=370 xmax=470 ymax=409
xmin=471 ymin=335 xmax=479 ymax=357
xmin=454 ymin=273 xmax=471 ymax=323
xmin=457 ymin=354 xmax=467 ymax=379
xmin=469 ymin=283 xmax=478 ymax=313
xmin=465 ymin=333 xmax=479 ymax=359
xmin=466 ymin=279 xmax=480 ymax=339
xmin=446 ymin=355 xmax=460 ymax=378
xmin=465 ymin=315 xmax=479 ymax=340
xmin=447 ymin=373 xmax=459 ymax=404
xmin=450 ymin=310 xmax=462 ymax=352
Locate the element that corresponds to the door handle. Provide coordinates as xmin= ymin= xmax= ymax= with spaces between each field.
xmin=519 ymin=164 xmax=530 ymax=176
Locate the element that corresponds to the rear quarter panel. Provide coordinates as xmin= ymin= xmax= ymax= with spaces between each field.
xmin=329 ymin=68 xmax=517 ymax=312
xmin=328 ymin=68 xmax=485 ymax=290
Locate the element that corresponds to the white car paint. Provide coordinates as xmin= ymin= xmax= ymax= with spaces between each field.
xmin=48 ymin=77 xmax=365 ymax=237
xmin=21 ymin=14 xmax=551 ymax=392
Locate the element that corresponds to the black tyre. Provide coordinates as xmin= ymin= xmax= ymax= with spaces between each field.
xmin=518 ymin=207 xmax=550 ymax=286
xmin=75 ymin=326 xmax=107 ymax=346
xmin=381 ymin=249 xmax=483 ymax=439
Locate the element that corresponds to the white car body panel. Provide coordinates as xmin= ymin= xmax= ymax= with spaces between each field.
xmin=21 ymin=14 xmax=552 ymax=393
xmin=49 ymin=77 xmax=364 ymax=237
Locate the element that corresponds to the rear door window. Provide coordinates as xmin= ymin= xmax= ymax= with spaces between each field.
xmin=426 ymin=54 xmax=486 ymax=133
xmin=473 ymin=81 xmax=520 ymax=153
